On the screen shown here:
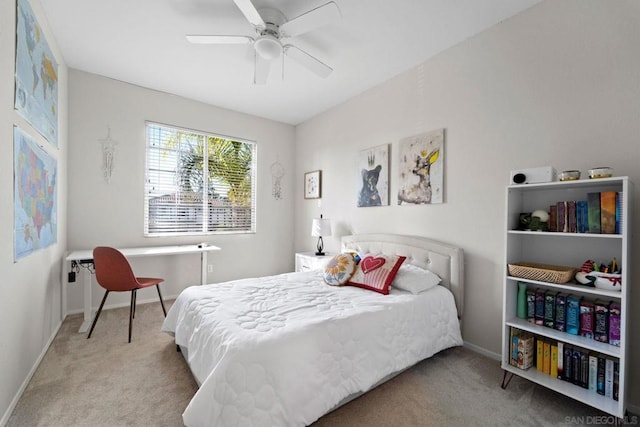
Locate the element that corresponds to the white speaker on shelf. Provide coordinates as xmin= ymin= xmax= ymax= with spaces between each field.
xmin=510 ymin=166 xmax=556 ymax=184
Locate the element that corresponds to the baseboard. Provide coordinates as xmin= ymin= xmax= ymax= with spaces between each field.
xmin=463 ymin=340 xmax=501 ymax=361
xmin=0 ymin=320 xmax=63 ymax=427
xmin=65 ymin=294 xmax=179 ymax=316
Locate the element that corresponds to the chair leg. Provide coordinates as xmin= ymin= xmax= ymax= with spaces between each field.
xmin=128 ymin=289 xmax=136 ymax=343
xmin=132 ymin=289 xmax=137 ymax=319
xmin=156 ymin=284 xmax=167 ymax=317
xmin=87 ymin=290 xmax=110 ymax=339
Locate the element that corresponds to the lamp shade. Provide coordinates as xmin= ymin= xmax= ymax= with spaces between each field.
xmin=311 ymin=218 xmax=331 ymax=237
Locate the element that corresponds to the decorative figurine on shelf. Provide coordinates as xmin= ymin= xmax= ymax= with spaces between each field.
xmin=529 ymin=210 xmax=549 ymax=231
xmin=518 ymin=213 xmax=532 ymax=230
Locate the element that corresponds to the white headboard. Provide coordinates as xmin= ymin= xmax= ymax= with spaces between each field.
xmin=341 ymin=234 xmax=464 ymax=318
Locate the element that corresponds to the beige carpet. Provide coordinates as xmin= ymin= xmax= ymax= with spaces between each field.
xmin=7 ymin=301 xmax=628 ymax=426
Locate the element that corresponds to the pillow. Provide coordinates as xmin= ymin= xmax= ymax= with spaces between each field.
xmin=346 ymin=254 xmax=406 ymax=295
xmin=392 ymin=263 xmax=442 ymax=294
xmin=323 ymin=253 xmax=357 ymax=286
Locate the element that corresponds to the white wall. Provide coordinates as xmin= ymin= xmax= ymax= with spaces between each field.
xmin=294 ymin=0 xmax=640 ymax=407
xmin=66 ymin=70 xmax=296 ymax=312
xmin=0 ymin=0 xmax=68 ymax=424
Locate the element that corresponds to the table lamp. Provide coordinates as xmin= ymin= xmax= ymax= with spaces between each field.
xmin=311 ymin=214 xmax=331 ymax=256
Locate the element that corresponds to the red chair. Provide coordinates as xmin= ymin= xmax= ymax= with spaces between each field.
xmin=88 ymin=246 xmax=167 ymax=343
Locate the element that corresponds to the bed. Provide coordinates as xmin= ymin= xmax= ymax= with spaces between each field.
xmin=162 ymin=233 xmax=464 ymax=427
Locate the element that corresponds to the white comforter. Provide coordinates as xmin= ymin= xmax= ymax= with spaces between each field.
xmin=162 ymin=270 xmax=462 ymax=427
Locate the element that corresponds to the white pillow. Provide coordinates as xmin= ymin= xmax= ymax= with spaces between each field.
xmin=392 ymin=263 xmax=441 ymax=294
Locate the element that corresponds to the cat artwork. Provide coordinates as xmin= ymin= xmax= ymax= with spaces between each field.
xmin=358 ymin=165 xmax=382 ymax=207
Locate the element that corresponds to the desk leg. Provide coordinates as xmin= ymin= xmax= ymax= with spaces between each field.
xmin=201 ymin=252 xmax=208 ymax=286
xmin=78 ymin=270 xmax=93 ymax=333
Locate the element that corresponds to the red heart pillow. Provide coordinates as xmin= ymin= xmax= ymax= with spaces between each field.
xmin=346 ymin=254 xmax=406 ymax=295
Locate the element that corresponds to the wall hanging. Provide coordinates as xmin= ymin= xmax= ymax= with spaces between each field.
xmin=357 ymin=143 xmax=389 ymax=207
xmin=398 ymin=128 xmax=444 ymax=205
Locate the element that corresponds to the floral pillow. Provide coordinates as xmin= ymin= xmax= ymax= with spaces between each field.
xmin=323 ymin=253 xmax=357 ymax=286
xmin=346 ymin=254 xmax=406 ymax=295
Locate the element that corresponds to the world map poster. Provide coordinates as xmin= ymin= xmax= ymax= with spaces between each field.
xmin=14 ymin=126 xmax=58 ymax=261
xmin=15 ymin=0 xmax=59 ymax=147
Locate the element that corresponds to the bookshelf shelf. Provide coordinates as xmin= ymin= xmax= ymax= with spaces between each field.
xmin=501 ymin=176 xmax=632 ymax=419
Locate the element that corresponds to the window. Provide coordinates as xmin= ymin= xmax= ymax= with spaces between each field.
xmin=144 ymin=122 xmax=256 ymax=236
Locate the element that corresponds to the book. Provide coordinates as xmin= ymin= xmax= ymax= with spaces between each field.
xmin=597 ymin=355 xmax=606 ymax=395
xmin=600 ymin=191 xmax=617 ymax=234
xmin=588 ymin=353 xmax=598 ymax=391
xmin=615 ymin=192 xmax=623 ymax=234
xmin=609 ymin=302 xmax=621 ymax=346
xmin=549 ymin=205 xmax=557 ymax=233
xmin=554 ymin=293 xmax=567 ymax=332
xmin=613 ymin=361 xmax=619 ymax=401
xmin=544 ymin=291 xmax=556 ymax=328
xmin=557 ymin=342 xmax=564 ymax=379
xmin=587 ymin=192 xmax=601 ymax=233
xmin=563 ymin=345 xmax=574 ymax=382
xmin=605 ymin=358 xmax=614 ymax=398
xmin=543 ymin=341 xmax=551 ymax=374
xmin=576 ymin=200 xmax=589 ymax=233
xmin=550 ymin=344 xmax=558 ymax=378
xmin=510 ymin=329 xmax=534 ymax=370
xmin=566 ymin=294 xmax=581 ymax=335
xmin=556 ymin=201 xmax=567 ymax=232
xmin=571 ymin=349 xmax=581 ymax=385
xmin=535 ymin=289 xmax=545 ymax=326
xmin=567 ymin=200 xmax=577 ymax=233
xmin=593 ymin=300 xmax=609 ymax=343
xmin=580 ymin=352 xmax=589 ymax=388
xmin=526 ymin=289 xmax=536 ymax=323
xmin=536 ymin=338 xmax=544 ymax=371
xmin=579 ymin=300 xmax=595 ymax=339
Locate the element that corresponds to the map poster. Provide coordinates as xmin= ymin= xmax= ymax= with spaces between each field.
xmin=15 ymin=0 xmax=59 ymax=147
xmin=14 ymin=126 xmax=58 ymax=261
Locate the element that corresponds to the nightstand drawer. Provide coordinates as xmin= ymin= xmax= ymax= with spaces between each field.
xmin=295 ymin=252 xmax=333 ymax=272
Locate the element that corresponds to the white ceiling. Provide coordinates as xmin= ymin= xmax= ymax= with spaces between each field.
xmin=40 ymin=0 xmax=541 ymax=125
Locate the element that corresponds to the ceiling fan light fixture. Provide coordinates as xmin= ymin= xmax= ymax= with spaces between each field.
xmin=254 ymin=35 xmax=282 ymax=60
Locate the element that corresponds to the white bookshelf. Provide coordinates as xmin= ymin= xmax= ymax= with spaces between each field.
xmin=501 ymin=176 xmax=632 ymax=419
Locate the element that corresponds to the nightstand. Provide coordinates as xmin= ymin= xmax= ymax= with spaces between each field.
xmin=295 ymin=252 xmax=333 ymax=272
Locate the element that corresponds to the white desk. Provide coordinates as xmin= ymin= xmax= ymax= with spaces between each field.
xmin=66 ymin=244 xmax=221 ymax=333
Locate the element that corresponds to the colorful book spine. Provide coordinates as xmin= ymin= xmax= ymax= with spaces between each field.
xmin=556 ymin=201 xmax=567 ymax=232
xmin=609 ymin=302 xmax=621 ymax=346
xmin=544 ymin=291 xmax=556 ymax=328
xmin=566 ymin=294 xmax=581 ymax=335
xmin=605 ymin=358 xmax=614 ymax=398
xmin=579 ymin=301 xmax=595 ymax=339
xmin=576 ymin=200 xmax=589 ymax=233
xmin=557 ymin=342 xmax=564 ymax=379
xmin=554 ymin=293 xmax=567 ymax=332
xmin=563 ymin=345 xmax=573 ymax=382
xmin=571 ymin=349 xmax=581 ymax=385
xmin=526 ymin=290 xmax=536 ymax=323
xmin=594 ymin=300 xmax=609 ymax=343
xmin=536 ymin=339 xmax=544 ymax=371
xmin=597 ymin=356 xmax=606 ymax=395
xmin=580 ymin=352 xmax=589 ymax=389
xmin=600 ymin=191 xmax=617 ymax=234
xmin=543 ymin=341 xmax=551 ymax=374
xmin=588 ymin=354 xmax=598 ymax=391
xmin=550 ymin=344 xmax=558 ymax=378
xmin=587 ymin=192 xmax=601 ymax=233
xmin=615 ymin=192 xmax=623 ymax=234
xmin=614 ymin=361 xmax=620 ymax=401
xmin=535 ymin=289 xmax=545 ymax=326
xmin=549 ymin=205 xmax=557 ymax=233
xmin=567 ymin=201 xmax=577 ymax=233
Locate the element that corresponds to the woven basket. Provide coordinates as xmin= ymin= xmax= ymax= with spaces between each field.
xmin=508 ymin=262 xmax=576 ymax=284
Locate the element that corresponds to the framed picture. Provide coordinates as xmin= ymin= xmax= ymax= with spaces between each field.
xmin=304 ymin=170 xmax=322 ymax=199
xmin=357 ymin=144 xmax=389 ymax=207
xmin=397 ymin=128 xmax=444 ymax=205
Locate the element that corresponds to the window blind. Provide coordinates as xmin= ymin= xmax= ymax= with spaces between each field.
xmin=144 ymin=122 xmax=256 ymax=236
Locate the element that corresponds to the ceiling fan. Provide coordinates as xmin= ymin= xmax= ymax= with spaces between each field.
xmin=186 ymin=0 xmax=341 ymax=84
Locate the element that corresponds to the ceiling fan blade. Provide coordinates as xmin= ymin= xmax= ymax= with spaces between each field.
xmin=284 ymin=44 xmax=332 ymax=78
xmin=233 ymin=0 xmax=265 ymax=29
xmin=186 ymin=35 xmax=254 ymax=44
xmin=280 ymin=2 xmax=341 ymax=37
xmin=254 ymin=52 xmax=271 ymax=85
